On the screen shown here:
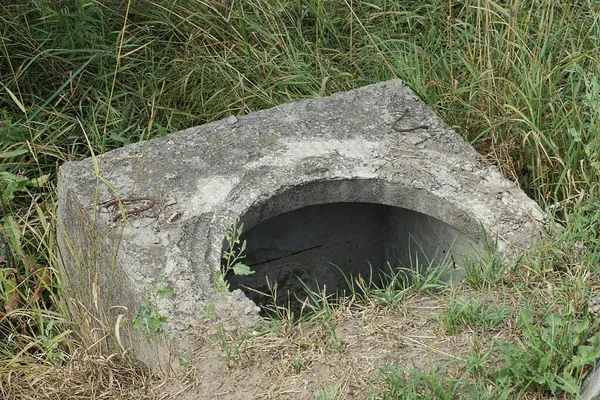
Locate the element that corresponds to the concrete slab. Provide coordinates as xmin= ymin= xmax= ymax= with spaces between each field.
xmin=57 ymin=79 xmax=546 ymax=374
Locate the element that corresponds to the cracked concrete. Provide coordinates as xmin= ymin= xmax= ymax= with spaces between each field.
xmin=56 ymin=79 xmax=546 ymax=374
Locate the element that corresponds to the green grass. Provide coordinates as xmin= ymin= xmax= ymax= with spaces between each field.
xmin=442 ymin=291 xmax=510 ymax=335
xmin=2 ymin=0 xmax=600 ymax=397
xmin=376 ymin=364 xmax=515 ymax=400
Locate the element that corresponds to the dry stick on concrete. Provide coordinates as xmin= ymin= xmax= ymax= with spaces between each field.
xmin=100 ymin=196 xmax=156 ymax=221
xmin=392 ymin=108 xmax=430 ymax=132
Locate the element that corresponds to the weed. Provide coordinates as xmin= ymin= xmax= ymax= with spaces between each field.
xmin=131 ymin=303 xmax=167 ymax=334
xmin=495 ymin=308 xmax=600 ymax=396
xmin=291 ymin=347 xmax=304 ymax=373
xmin=216 ymin=325 xmax=248 ymax=368
xmin=464 ymin=337 xmax=495 ymax=381
xmin=317 ymin=387 xmax=340 ymax=400
xmin=365 ymin=270 xmax=409 ymax=308
xmin=377 ymin=365 xmax=463 ymax=400
xmin=463 ymin=234 xmax=508 ymax=289
xmin=178 ymin=353 xmax=192 ymax=373
xmin=131 ymin=277 xmax=173 ymax=335
xmin=442 ymin=292 xmax=510 ymax=335
xmin=202 ymin=302 xmax=218 ymax=320
xmin=400 ymin=261 xmax=453 ymax=294
xmin=395 ymin=253 xmax=456 ymax=294
xmin=0 ymin=170 xmax=49 ymax=204
xmin=377 ymin=363 xmax=516 ymax=400
xmin=216 ymin=216 xmax=254 ymax=292
xmin=343 ymin=262 xmax=409 ymax=309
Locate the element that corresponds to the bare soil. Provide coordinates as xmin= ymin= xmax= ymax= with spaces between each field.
xmin=161 ymin=292 xmax=510 ymax=400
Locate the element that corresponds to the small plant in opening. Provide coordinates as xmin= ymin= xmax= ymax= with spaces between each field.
xmin=217 ymin=216 xmax=254 ymax=292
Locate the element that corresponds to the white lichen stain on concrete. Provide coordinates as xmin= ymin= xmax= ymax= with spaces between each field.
xmin=281 ymin=138 xmax=385 ymax=160
xmin=187 ymin=176 xmax=239 ymax=215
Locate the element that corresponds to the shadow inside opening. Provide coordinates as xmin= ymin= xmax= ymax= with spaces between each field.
xmin=222 ymin=202 xmax=477 ymax=318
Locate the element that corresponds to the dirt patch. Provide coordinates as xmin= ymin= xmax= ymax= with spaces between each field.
xmin=162 ymin=292 xmax=505 ymax=399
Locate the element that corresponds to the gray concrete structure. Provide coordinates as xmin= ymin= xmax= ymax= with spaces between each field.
xmin=57 ymin=79 xmax=546 ymax=374
xmin=582 ymin=364 xmax=600 ymax=400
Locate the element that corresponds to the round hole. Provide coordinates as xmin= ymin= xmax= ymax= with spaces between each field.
xmin=223 ymin=201 xmax=478 ymax=316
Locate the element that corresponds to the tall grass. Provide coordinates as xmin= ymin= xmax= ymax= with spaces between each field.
xmin=1 ymin=0 xmax=599 ymax=397
xmin=2 ymin=1 xmax=598 ymax=206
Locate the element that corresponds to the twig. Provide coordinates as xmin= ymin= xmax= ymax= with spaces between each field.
xmin=100 ymin=196 xmax=156 ymax=222
xmin=397 ymin=334 xmax=464 ymax=361
xmin=392 ymin=108 xmax=430 ymax=132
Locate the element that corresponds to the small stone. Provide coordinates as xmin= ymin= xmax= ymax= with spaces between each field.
xmin=244 ymin=304 xmax=258 ymax=315
xmin=167 ymin=211 xmax=182 ymax=223
xmin=227 ymin=115 xmax=238 ymax=125
xmin=589 ymin=296 xmax=600 ymax=315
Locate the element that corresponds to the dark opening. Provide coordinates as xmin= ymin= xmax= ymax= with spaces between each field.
xmin=223 ymin=202 xmax=477 ymax=316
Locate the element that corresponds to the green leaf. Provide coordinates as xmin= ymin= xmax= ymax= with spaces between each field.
xmin=2 ymin=216 xmax=21 ymax=253
xmin=569 ymin=345 xmax=600 ymax=369
xmin=588 ymin=332 xmax=600 ymax=347
xmin=541 ymin=352 xmax=554 ymax=373
xmin=517 ymin=308 xmax=534 ymax=328
xmin=157 ymin=289 xmax=174 ymax=298
xmin=3 ymin=86 xmax=26 ymax=114
xmin=0 ymin=170 xmax=18 ymax=184
xmin=556 ymin=372 xmax=580 ymax=395
xmin=31 ymin=174 xmax=50 ymax=188
xmin=149 ymin=316 xmax=167 ymax=331
xmin=132 ymin=316 xmax=142 ymax=329
xmin=574 ymin=319 xmax=589 ymax=335
xmin=0 ymin=148 xmax=28 ymax=159
xmin=232 ymin=262 xmax=254 ymax=276
xmin=544 ymin=313 xmax=562 ymax=328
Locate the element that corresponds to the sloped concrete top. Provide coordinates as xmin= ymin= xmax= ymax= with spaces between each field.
xmin=57 ymin=79 xmax=546 ymax=373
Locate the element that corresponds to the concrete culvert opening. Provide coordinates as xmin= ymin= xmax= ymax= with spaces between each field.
xmin=57 ymin=80 xmax=546 ymax=378
xmin=222 ymin=181 xmax=482 ymax=317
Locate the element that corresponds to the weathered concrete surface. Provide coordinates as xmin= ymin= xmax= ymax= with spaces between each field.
xmin=56 ymin=79 xmax=546 ymax=374
xmin=582 ymin=358 xmax=600 ymax=400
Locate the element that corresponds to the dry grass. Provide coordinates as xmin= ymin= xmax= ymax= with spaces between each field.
xmin=0 ymin=351 xmax=160 ymax=400
xmin=169 ymin=290 xmax=552 ymax=399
